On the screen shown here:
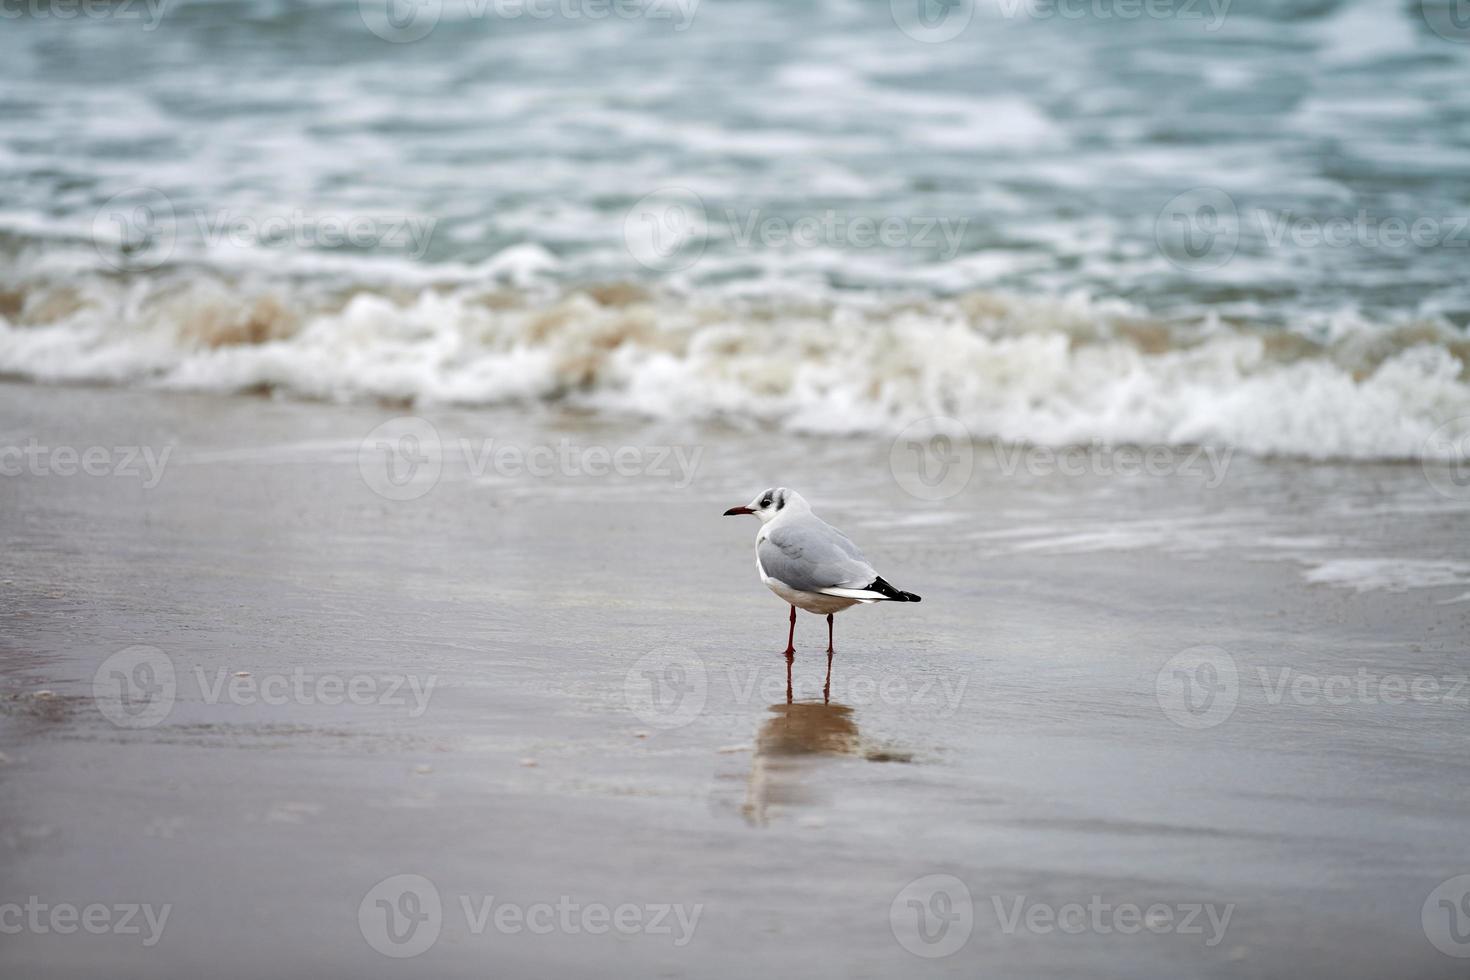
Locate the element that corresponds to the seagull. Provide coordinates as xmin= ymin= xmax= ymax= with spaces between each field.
xmin=723 ymin=488 xmax=921 ymax=668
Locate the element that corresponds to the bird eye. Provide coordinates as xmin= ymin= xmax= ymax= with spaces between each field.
xmin=760 ymin=497 xmax=772 ymax=507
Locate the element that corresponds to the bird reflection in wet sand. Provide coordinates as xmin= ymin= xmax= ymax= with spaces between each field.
xmin=782 ymin=644 xmax=836 ymax=704
xmin=742 ymin=699 xmax=859 ymax=826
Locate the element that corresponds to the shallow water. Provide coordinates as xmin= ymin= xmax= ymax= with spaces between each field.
xmin=1 ymin=0 xmax=1468 ymax=457
xmin=3 ymin=0 xmax=1468 ymax=317
xmin=1 ymin=383 xmax=1467 ymax=978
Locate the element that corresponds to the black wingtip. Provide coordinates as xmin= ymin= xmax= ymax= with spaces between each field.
xmin=869 ymin=576 xmax=921 ymax=603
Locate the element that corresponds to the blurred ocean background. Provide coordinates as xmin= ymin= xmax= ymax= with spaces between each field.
xmin=1 ymin=0 xmax=1468 ymax=458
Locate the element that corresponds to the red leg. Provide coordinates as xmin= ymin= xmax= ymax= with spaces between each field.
xmin=822 ymin=614 xmax=835 ymax=702
xmin=782 ymin=604 xmax=796 ymax=657
xmin=785 ymin=652 xmax=793 ymax=704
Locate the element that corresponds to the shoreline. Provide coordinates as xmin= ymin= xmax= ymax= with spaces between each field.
xmin=1 ymin=380 xmax=1467 ymax=978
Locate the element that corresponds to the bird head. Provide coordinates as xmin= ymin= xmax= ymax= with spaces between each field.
xmin=723 ymin=487 xmax=808 ymax=523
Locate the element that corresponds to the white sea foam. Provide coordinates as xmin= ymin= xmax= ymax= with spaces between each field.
xmin=2 ymin=273 xmax=1466 ymax=462
xmin=1303 ymin=560 xmax=1470 ymax=602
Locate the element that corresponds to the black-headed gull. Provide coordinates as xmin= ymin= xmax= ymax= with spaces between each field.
xmin=723 ymin=488 xmax=921 ymax=662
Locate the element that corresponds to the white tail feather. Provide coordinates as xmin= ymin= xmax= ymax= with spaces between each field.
xmin=816 ymin=587 xmax=886 ymax=602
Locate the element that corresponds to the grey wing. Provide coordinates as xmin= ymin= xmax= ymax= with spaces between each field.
xmin=759 ymin=518 xmax=876 ymax=593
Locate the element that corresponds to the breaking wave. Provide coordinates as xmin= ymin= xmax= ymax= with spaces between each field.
xmin=2 ymin=265 xmax=1466 ymax=461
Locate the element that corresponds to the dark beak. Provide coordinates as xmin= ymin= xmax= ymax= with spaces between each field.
xmin=723 ymin=506 xmax=753 ymax=516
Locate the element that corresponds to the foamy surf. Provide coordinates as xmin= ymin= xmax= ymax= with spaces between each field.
xmin=2 ymin=270 xmax=1466 ymax=462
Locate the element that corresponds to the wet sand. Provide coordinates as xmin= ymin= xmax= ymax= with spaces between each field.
xmin=1 ymin=381 xmax=1468 ymax=979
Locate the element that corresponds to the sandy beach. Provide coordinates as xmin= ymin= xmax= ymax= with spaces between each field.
xmin=2 ymin=380 xmax=1467 ymax=978
xmin=4 ymin=1 xmax=1470 ymax=976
